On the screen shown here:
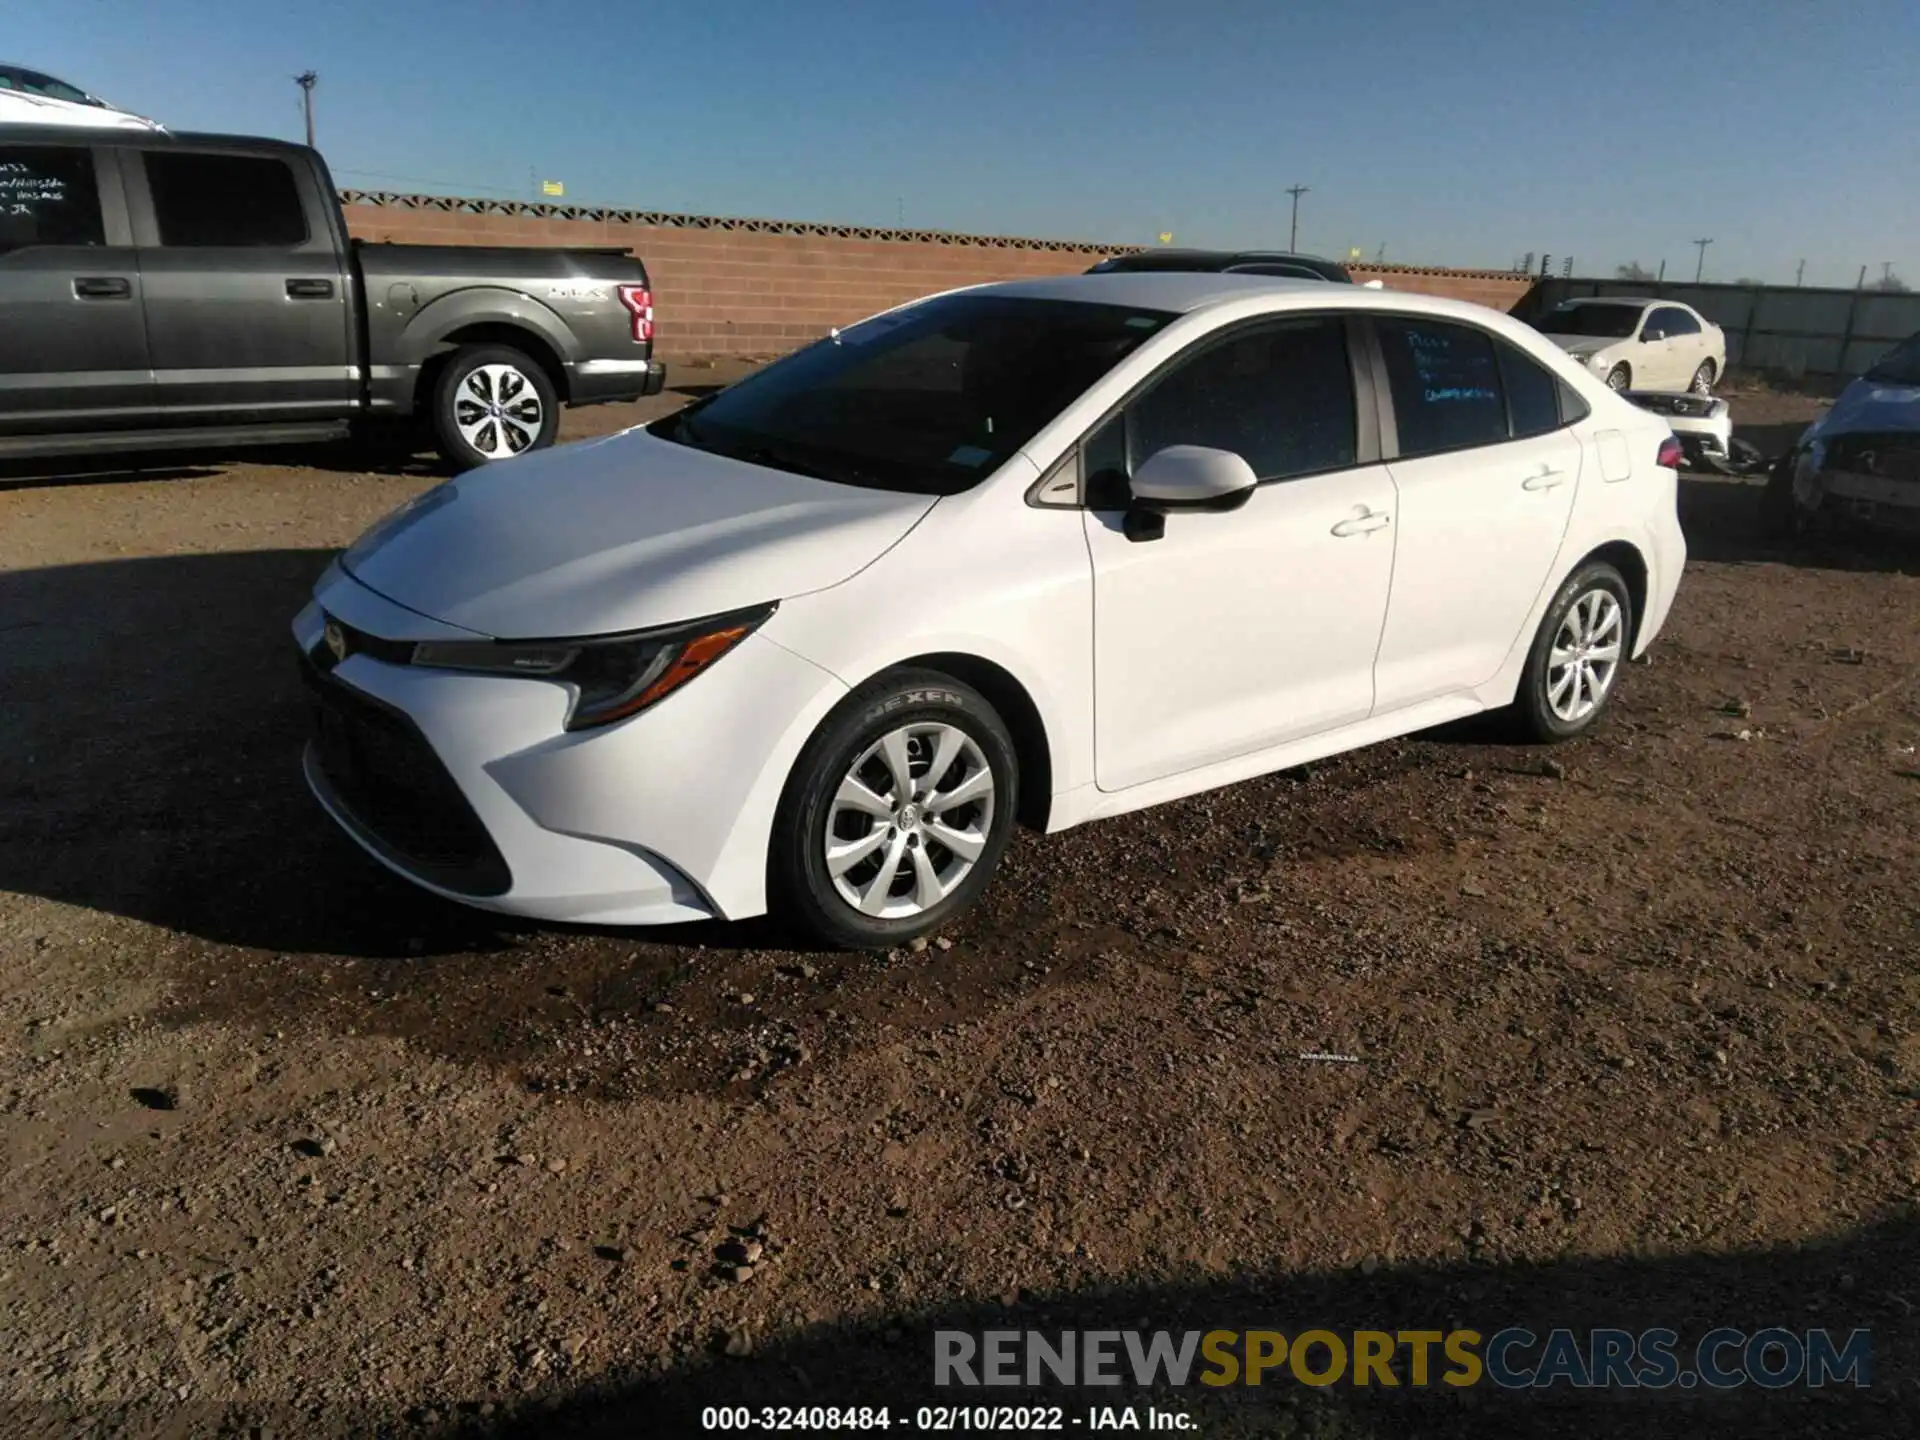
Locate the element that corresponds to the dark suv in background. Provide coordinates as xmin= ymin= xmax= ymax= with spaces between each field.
xmin=1087 ymin=248 xmax=1356 ymax=283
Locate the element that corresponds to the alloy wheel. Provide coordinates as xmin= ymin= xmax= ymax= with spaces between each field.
xmin=1546 ymin=588 xmax=1624 ymax=723
xmin=823 ymin=722 xmax=996 ymax=920
xmin=453 ymin=363 xmax=544 ymax=459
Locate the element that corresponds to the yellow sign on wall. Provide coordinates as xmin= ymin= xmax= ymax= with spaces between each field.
xmin=1158 ymin=232 xmax=1174 ymax=245
xmin=541 ymin=180 xmax=565 ymax=197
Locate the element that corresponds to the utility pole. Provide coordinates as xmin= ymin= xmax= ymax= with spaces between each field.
xmin=1691 ymin=237 xmax=1713 ymax=283
xmin=1883 ymin=261 xmax=1896 ymax=287
xmin=1657 ymin=259 xmax=1666 ymax=282
xmin=1795 ymin=259 xmax=1805 ymax=287
xmin=1285 ymin=185 xmax=1309 ymax=252
xmin=294 ymin=71 xmax=317 ymax=148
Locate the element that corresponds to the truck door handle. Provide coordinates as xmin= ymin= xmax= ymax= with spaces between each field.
xmin=1522 ymin=469 xmax=1569 ymax=491
xmin=1330 ymin=510 xmax=1391 ymax=537
xmin=73 ymin=276 xmax=132 ymax=300
xmin=285 ymin=278 xmax=335 ymax=299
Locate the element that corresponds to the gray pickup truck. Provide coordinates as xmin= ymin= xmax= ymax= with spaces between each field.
xmin=0 ymin=124 xmax=664 ymax=470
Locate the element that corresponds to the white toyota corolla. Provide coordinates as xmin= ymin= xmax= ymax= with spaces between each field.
xmin=294 ymin=274 xmax=1686 ymax=948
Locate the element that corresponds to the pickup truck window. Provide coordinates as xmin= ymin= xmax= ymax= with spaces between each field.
xmin=142 ymin=151 xmax=308 ymax=247
xmin=651 ymin=294 xmax=1172 ymax=496
xmin=0 ymin=145 xmax=106 ymax=252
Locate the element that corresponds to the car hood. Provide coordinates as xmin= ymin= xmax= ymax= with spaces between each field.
xmin=1805 ymin=376 xmax=1920 ymax=442
xmin=340 ymin=428 xmax=936 ymax=639
xmin=1545 ymin=335 xmax=1617 ymax=359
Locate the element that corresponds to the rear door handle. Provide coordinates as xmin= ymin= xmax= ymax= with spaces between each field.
xmin=285 ymin=278 xmax=335 ymax=299
xmin=1522 ymin=469 xmax=1569 ymax=491
xmin=1331 ymin=511 xmax=1391 ymax=537
xmin=73 ymin=276 xmax=132 ymax=300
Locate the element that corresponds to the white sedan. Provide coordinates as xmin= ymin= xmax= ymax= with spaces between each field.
xmin=1534 ymin=297 xmax=1726 ymax=395
xmin=294 ymin=275 xmax=1686 ymax=948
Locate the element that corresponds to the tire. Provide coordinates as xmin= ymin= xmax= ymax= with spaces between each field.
xmin=1605 ymin=364 xmax=1631 ymax=392
xmin=431 ymin=344 xmax=559 ymax=472
xmin=1690 ymin=360 xmax=1717 ymax=394
xmin=1509 ymin=561 xmax=1634 ymax=743
xmin=771 ymin=669 xmax=1019 ymax=950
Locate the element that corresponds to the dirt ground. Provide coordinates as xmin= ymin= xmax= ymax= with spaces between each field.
xmin=1 ymin=378 xmax=1917 ymax=1439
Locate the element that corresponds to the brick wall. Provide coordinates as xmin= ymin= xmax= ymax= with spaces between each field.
xmin=341 ymin=197 xmax=1532 ymax=359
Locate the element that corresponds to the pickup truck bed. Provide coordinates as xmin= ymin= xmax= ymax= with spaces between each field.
xmin=0 ymin=124 xmax=664 ymax=469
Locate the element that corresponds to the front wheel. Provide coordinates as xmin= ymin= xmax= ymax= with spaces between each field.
xmin=1509 ymin=561 xmax=1634 ymax=743
xmin=772 ymin=670 xmax=1019 ymax=949
xmin=431 ymin=344 xmax=559 ymax=471
xmin=1690 ymin=360 xmax=1717 ymax=394
xmin=1605 ymin=363 xmax=1632 ymax=392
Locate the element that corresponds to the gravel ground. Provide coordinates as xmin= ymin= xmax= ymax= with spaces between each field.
xmin=1 ymin=380 xmax=1916 ymax=1439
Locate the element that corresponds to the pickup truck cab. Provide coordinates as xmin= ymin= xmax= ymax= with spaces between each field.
xmin=0 ymin=125 xmax=664 ymax=469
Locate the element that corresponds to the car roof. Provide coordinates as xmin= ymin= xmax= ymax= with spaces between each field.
xmin=966 ymin=271 xmax=1510 ymax=327
xmin=0 ymin=122 xmax=304 ymax=150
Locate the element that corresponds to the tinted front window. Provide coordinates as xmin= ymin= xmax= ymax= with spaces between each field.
xmin=1537 ymin=303 xmax=1642 ymax=339
xmin=0 ymin=67 xmax=99 ymax=106
xmin=652 ymin=295 xmax=1171 ymax=495
xmin=1130 ymin=316 xmax=1356 ymax=481
xmin=1657 ymin=307 xmax=1700 ymax=337
xmin=1378 ymin=317 xmax=1508 ymax=456
xmin=1498 ymin=341 xmax=1562 ymax=439
xmin=1866 ymin=332 xmax=1920 ymax=384
xmin=0 ymin=146 xmax=105 ymax=252
xmin=143 ymin=152 xmax=309 ymax=246
xmin=1228 ymin=263 xmax=1330 ymax=281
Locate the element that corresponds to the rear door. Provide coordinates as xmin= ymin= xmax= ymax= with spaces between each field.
xmin=1660 ymin=306 xmax=1707 ymax=387
xmin=123 ymin=144 xmax=354 ymax=421
xmin=0 ymin=140 xmax=153 ymax=431
xmin=1368 ymin=316 xmax=1583 ymax=711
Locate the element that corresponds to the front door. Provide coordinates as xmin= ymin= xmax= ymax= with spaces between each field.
xmin=1369 ymin=316 xmax=1582 ymax=710
xmin=123 ymin=145 xmax=353 ymax=421
xmin=1085 ymin=314 xmax=1397 ymax=792
xmin=0 ymin=141 xmax=153 ymax=431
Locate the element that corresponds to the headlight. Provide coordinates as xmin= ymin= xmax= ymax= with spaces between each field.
xmin=411 ymin=603 xmax=775 ymax=730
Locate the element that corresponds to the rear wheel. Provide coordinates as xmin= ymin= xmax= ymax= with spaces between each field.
xmin=772 ymin=670 xmax=1019 ymax=950
xmin=1509 ymin=561 xmax=1633 ymax=743
xmin=1605 ymin=363 xmax=1632 ymax=392
xmin=431 ymin=344 xmax=559 ymax=471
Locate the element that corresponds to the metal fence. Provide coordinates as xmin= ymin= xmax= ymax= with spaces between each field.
xmin=1516 ymin=277 xmax=1920 ymax=379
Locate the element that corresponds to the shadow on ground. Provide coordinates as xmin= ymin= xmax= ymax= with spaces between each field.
xmin=1677 ymin=475 xmax=1920 ymax=574
xmin=491 ymin=1214 xmax=1916 ymax=1439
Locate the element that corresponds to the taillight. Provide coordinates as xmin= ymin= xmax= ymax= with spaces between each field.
xmin=1656 ymin=436 xmax=1684 ymax=470
xmin=617 ymin=284 xmax=654 ymax=344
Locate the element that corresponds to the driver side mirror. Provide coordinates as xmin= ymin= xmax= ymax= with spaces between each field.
xmin=1124 ymin=445 xmax=1257 ymax=543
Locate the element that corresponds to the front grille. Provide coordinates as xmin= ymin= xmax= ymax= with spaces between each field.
xmin=301 ymin=658 xmax=511 ymax=896
xmin=1823 ymin=432 xmax=1920 ymax=484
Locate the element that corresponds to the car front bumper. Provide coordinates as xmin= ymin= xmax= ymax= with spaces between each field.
xmin=292 ymin=565 xmax=846 ymax=926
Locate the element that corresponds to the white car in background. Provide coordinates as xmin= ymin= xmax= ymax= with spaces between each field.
xmin=0 ymin=62 xmax=162 ymax=131
xmin=296 ymin=275 xmax=1686 ymax=948
xmin=1535 ymin=297 xmax=1726 ymax=395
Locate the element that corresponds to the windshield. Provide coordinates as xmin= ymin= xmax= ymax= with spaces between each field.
xmin=0 ymin=67 xmax=102 ymax=107
xmin=1865 ymin=331 xmax=1920 ymax=386
xmin=650 ymin=294 xmax=1172 ymax=494
xmin=1537 ymin=303 xmax=1642 ymax=339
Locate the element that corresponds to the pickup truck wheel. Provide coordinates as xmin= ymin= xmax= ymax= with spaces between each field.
xmin=433 ymin=345 xmax=558 ymax=471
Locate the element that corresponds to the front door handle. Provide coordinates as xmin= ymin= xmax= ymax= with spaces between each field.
xmin=1522 ymin=469 xmax=1569 ymax=491
xmin=73 ymin=276 xmax=132 ymax=300
xmin=286 ymin=278 xmax=335 ymax=299
xmin=1331 ymin=510 xmax=1391 ymax=537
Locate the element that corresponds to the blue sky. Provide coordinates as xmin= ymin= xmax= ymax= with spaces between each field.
xmin=17 ymin=0 xmax=1919 ymax=285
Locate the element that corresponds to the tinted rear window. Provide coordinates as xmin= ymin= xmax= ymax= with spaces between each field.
xmin=144 ymin=151 xmax=309 ymax=247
